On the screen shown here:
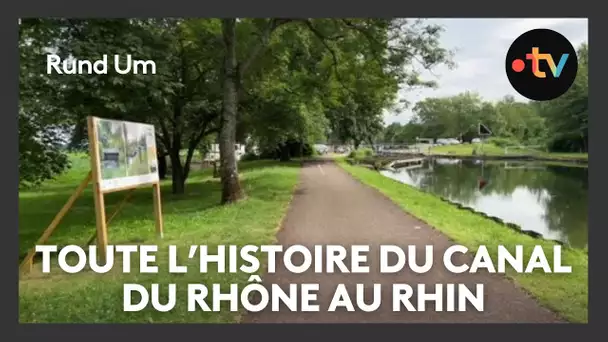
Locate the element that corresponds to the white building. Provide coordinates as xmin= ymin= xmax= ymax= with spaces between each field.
xmin=204 ymin=144 xmax=246 ymax=161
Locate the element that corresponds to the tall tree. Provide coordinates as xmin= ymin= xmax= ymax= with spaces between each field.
xmin=22 ymin=19 xmax=224 ymax=194
xmin=539 ymin=43 xmax=588 ymax=152
xmin=19 ymin=19 xmax=72 ymax=188
xmin=216 ymin=19 xmax=452 ymax=202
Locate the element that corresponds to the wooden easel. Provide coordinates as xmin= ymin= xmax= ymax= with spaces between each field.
xmin=19 ymin=116 xmax=164 ymax=275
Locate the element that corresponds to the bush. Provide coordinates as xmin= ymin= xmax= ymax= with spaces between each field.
xmin=258 ymin=148 xmax=278 ymax=160
xmin=348 ymin=148 xmax=375 ymax=159
xmin=240 ymin=152 xmax=260 ymax=162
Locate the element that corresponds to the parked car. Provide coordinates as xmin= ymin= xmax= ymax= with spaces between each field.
xmin=314 ymin=144 xmax=329 ymax=154
xmin=471 ymin=138 xmax=481 ymax=144
xmin=436 ymin=138 xmax=450 ymax=145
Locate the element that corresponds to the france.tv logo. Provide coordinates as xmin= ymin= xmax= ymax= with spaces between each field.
xmin=505 ymin=29 xmax=578 ymax=101
xmin=511 ymin=47 xmax=569 ymax=78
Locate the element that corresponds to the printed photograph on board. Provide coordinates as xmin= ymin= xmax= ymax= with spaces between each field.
xmin=144 ymin=125 xmax=158 ymax=174
xmin=96 ymin=119 xmax=128 ymax=180
xmin=93 ymin=117 xmax=159 ymax=191
xmin=124 ymin=122 xmax=151 ymax=177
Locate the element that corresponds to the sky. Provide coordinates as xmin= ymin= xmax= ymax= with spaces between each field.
xmin=384 ymin=18 xmax=589 ymax=125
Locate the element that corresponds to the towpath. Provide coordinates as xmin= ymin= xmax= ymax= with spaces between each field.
xmin=243 ymin=160 xmax=563 ymax=323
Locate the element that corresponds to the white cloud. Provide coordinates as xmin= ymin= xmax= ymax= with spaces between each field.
xmin=384 ymin=18 xmax=589 ymax=125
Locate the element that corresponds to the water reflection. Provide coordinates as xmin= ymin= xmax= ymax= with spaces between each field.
xmin=381 ymin=158 xmax=588 ymax=248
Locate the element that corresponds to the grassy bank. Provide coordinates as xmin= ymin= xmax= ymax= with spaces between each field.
xmin=430 ymin=144 xmax=588 ymax=161
xmin=337 ymin=159 xmax=588 ymax=323
xmin=19 ymin=154 xmax=300 ymax=323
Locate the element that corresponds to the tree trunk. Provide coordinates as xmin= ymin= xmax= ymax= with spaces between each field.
xmin=279 ymin=143 xmax=291 ymax=162
xmin=158 ymin=154 xmax=167 ymax=180
xmin=69 ymin=117 xmax=87 ymax=150
xmin=581 ymin=133 xmax=587 ymax=153
xmin=219 ymin=19 xmax=244 ymax=204
xmin=169 ymin=153 xmax=185 ymax=195
xmin=213 ymin=161 xmax=220 ymax=178
xmin=172 ymin=171 xmax=185 ymax=194
xmin=183 ymin=144 xmax=197 ymax=181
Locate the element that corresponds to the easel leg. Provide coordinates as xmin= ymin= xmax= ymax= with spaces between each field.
xmin=152 ymin=182 xmax=164 ymax=239
xmin=19 ymin=171 xmax=92 ymax=274
xmin=87 ymin=116 xmax=109 ymax=263
xmin=92 ymin=182 xmax=109 ymax=264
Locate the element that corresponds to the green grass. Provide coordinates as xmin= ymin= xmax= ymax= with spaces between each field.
xmin=430 ymin=144 xmax=588 ymax=161
xmin=431 ymin=143 xmax=505 ymax=155
xmin=19 ymin=154 xmax=301 ymax=323
xmin=337 ymin=159 xmax=588 ymax=323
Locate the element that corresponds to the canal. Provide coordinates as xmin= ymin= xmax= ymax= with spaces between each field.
xmin=380 ymin=158 xmax=588 ymax=248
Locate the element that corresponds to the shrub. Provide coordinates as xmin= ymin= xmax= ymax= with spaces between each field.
xmin=348 ymin=148 xmax=375 ymax=159
xmin=240 ymin=152 xmax=260 ymax=162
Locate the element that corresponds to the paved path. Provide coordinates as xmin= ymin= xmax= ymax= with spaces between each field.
xmin=244 ymin=160 xmax=563 ymax=323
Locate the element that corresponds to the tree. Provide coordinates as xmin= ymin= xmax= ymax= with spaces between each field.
xmin=408 ymin=91 xmax=552 ymax=147
xmin=19 ymin=19 xmax=72 ymax=188
xmin=20 ymin=18 xmax=454 ymax=203
xmin=383 ymin=123 xmax=402 ymax=143
xmin=238 ymin=23 xmax=330 ymax=162
xmin=400 ymin=121 xmax=425 ymax=142
xmin=149 ymin=19 xmax=223 ymax=194
xmin=22 ymin=19 xmax=224 ymax=194
xmin=215 ymin=18 xmax=453 ymax=202
xmin=539 ymin=43 xmax=588 ymax=152
xmin=412 ymin=97 xmax=454 ymax=138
